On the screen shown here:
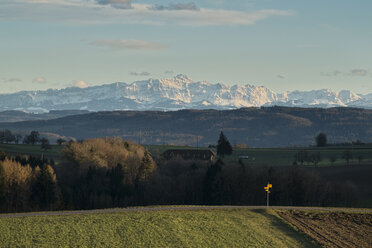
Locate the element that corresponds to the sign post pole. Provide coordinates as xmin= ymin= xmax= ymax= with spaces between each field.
xmin=264 ymin=183 xmax=272 ymax=208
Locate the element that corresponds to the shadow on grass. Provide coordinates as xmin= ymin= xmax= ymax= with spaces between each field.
xmin=251 ymin=209 xmax=320 ymax=248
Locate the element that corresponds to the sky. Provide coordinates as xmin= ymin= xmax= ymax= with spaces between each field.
xmin=1 ymin=0 xmax=371 ymax=94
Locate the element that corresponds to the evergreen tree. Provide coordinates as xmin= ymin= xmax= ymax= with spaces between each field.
xmin=0 ymin=131 xmax=4 ymax=143
xmin=315 ymin=133 xmax=327 ymax=147
xmin=41 ymin=138 xmax=51 ymax=151
xmin=0 ymin=164 xmax=6 ymax=209
xmin=137 ymin=151 xmax=155 ymax=183
xmin=109 ymin=163 xmax=127 ymax=206
xmin=203 ymin=158 xmax=224 ymax=205
xmin=216 ymin=131 xmax=232 ymax=158
xmin=31 ymin=164 xmax=58 ymax=210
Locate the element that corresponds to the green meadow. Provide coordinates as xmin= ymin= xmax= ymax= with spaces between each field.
xmin=145 ymin=144 xmax=372 ymax=166
xmin=0 ymin=208 xmax=318 ymax=248
xmin=0 ymin=143 xmax=62 ymax=159
xmin=2 ymin=143 xmax=372 ymax=167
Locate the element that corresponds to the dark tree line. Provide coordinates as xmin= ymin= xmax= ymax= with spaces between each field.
xmin=23 ymin=131 xmax=40 ymax=145
xmin=144 ymin=159 xmax=358 ymax=207
xmin=0 ymin=154 xmax=54 ymax=168
xmin=0 ymin=130 xmax=55 ymax=149
xmin=0 ymin=130 xmax=22 ymax=144
xmin=0 ymin=135 xmax=362 ymax=213
xmin=0 ymin=158 xmax=60 ymax=212
xmin=293 ymin=148 xmax=359 ymax=166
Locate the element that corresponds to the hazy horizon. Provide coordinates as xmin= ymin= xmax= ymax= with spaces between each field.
xmin=1 ymin=0 xmax=371 ymax=94
xmin=1 ymin=74 xmax=371 ymax=96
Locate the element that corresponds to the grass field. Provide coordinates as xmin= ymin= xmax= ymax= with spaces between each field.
xmin=0 ymin=143 xmax=62 ymax=159
xmin=145 ymin=144 xmax=372 ymax=166
xmin=0 ymin=208 xmax=317 ymax=248
xmin=1 ymin=143 xmax=372 ymax=167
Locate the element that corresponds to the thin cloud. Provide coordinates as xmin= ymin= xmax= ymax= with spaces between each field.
xmin=321 ymin=69 xmax=369 ymax=77
xmin=152 ymin=8 xmax=294 ymax=26
xmin=0 ymin=1 xmax=294 ymax=26
xmin=334 ymin=70 xmax=342 ymax=76
xmin=96 ymin=0 xmax=132 ymax=9
xmin=32 ymin=77 xmax=47 ymax=84
xmin=90 ymin=39 xmax=169 ymax=51
xmin=164 ymin=70 xmax=174 ymax=74
xmin=350 ymin=69 xmax=368 ymax=77
xmin=2 ymin=78 xmax=22 ymax=83
xmin=15 ymin=0 xmax=87 ymax=7
xmin=277 ymin=75 xmax=285 ymax=79
xmin=321 ymin=70 xmax=342 ymax=77
xmin=130 ymin=71 xmax=151 ymax=76
xmin=151 ymin=2 xmax=199 ymax=11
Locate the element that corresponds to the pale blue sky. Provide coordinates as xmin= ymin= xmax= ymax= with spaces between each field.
xmin=1 ymin=0 xmax=371 ymax=94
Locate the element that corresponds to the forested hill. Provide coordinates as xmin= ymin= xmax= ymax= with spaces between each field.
xmin=0 ymin=110 xmax=90 ymax=123
xmin=1 ymin=107 xmax=372 ymax=147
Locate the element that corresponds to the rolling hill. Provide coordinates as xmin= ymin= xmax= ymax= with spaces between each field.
xmin=1 ymin=107 xmax=372 ymax=147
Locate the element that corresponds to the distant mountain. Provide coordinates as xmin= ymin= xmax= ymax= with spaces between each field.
xmin=0 ymin=110 xmax=90 ymax=123
xmin=1 ymin=107 xmax=372 ymax=147
xmin=0 ymin=75 xmax=371 ymax=112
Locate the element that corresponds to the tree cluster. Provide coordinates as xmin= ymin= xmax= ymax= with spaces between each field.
xmin=144 ymin=159 xmax=358 ymax=207
xmin=0 ymin=130 xmax=54 ymax=149
xmin=0 ymin=154 xmax=55 ymax=169
xmin=0 ymin=135 xmax=362 ymax=213
xmin=23 ymin=131 xmax=40 ymax=145
xmin=0 ymin=130 xmax=22 ymax=144
xmin=0 ymin=159 xmax=60 ymax=212
xmin=293 ymin=150 xmax=322 ymax=166
xmin=294 ymin=149 xmax=358 ymax=166
xmin=60 ymin=137 xmax=156 ymax=209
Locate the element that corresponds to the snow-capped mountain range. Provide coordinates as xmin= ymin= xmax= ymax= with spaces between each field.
xmin=1 ymin=74 xmax=372 ymax=113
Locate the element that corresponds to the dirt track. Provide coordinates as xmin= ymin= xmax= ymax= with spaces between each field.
xmin=0 ymin=205 xmax=371 ymax=218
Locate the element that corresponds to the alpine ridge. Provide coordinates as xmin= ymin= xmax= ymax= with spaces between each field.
xmin=1 ymin=74 xmax=371 ymax=113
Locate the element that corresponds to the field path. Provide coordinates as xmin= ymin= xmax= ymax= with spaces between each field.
xmin=1 ymin=205 xmax=371 ymax=218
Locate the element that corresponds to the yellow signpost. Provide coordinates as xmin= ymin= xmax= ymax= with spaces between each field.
xmin=264 ymin=183 xmax=272 ymax=207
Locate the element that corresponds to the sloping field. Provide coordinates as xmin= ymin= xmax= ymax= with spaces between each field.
xmin=2 ymin=143 xmax=372 ymax=167
xmin=145 ymin=145 xmax=372 ymax=166
xmin=277 ymin=210 xmax=372 ymax=248
xmin=0 ymin=144 xmax=62 ymax=159
xmin=0 ymin=208 xmax=317 ymax=248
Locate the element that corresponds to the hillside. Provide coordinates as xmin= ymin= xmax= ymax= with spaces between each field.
xmin=0 ymin=110 xmax=90 ymax=123
xmin=1 ymin=107 xmax=372 ymax=147
xmin=0 ymin=208 xmax=317 ymax=247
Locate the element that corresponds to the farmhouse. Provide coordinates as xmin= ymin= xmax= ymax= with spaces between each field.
xmin=161 ymin=149 xmax=215 ymax=161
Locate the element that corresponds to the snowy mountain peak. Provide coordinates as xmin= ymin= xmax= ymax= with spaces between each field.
xmin=174 ymin=74 xmax=194 ymax=83
xmin=337 ymin=90 xmax=361 ymax=103
xmin=0 ymin=76 xmax=370 ymax=113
